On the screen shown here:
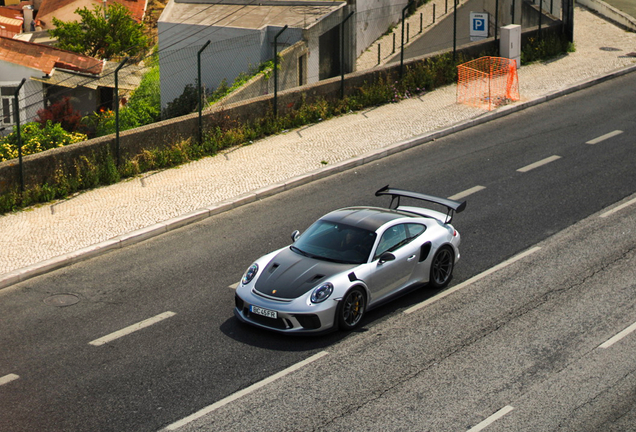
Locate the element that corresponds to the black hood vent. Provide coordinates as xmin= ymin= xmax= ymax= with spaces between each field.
xmin=255 ymin=248 xmax=355 ymax=299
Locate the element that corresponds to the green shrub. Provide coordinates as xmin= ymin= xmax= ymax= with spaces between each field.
xmin=0 ymin=121 xmax=87 ymax=162
xmin=521 ymin=33 xmax=574 ymax=64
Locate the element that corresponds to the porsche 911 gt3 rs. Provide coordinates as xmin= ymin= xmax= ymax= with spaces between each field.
xmin=234 ymin=186 xmax=466 ymax=334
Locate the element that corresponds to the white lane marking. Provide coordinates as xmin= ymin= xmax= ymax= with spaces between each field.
xmin=448 ymin=186 xmax=486 ymax=201
xmin=229 ymin=282 xmax=239 ymax=290
xmin=600 ymin=197 xmax=636 ymax=218
xmin=163 ymin=351 xmax=329 ymax=430
xmin=0 ymin=374 xmax=19 ymax=386
xmin=405 ymin=247 xmax=541 ymax=315
xmin=89 ymin=311 xmax=176 ymax=346
xmin=517 ymin=155 xmax=561 ymax=173
xmin=586 ymin=130 xmax=623 ymax=145
xmin=468 ymin=406 xmax=515 ymax=432
xmin=599 ymin=321 xmax=636 ymax=349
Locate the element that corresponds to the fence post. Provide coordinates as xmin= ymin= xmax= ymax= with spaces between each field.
xmin=432 ymin=6 xmax=435 ymax=25
xmin=378 ymin=44 xmax=381 ymax=64
xmin=538 ymin=0 xmax=543 ymax=41
xmin=197 ymin=40 xmax=211 ymax=145
xmin=453 ymin=0 xmax=457 ymax=62
xmin=494 ymin=0 xmax=499 ymax=52
xmin=13 ymin=78 xmax=26 ymax=192
xmin=273 ymin=25 xmax=288 ymax=118
xmin=340 ymin=11 xmax=354 ymax=99
xmin=400 ymin=1 xmax=414 ymax=77
xmin=421 ymin=12 xmax=424 ymax=31
xmin=114 ymin=57 xmax=128 ymax=168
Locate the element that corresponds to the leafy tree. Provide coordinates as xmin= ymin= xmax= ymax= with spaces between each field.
xmin=49 ymin=3 xmax=149 ymax=60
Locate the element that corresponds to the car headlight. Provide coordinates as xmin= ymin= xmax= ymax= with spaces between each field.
xmin=311 ymin=282 xmax=334 ymax=303
xmin=242 ymin=263 xmax=259 ymax=285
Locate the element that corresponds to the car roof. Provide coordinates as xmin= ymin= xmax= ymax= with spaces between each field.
xmin=320 ymin=206 xmax=418 ymax=232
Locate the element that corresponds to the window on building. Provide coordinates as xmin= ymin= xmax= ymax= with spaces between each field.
xmin=1 ymin=87 xmax=17 ymax=125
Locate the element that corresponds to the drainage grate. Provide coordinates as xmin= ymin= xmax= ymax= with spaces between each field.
xmin=600 ymin=47 xmax=621 ymax=52
xmin=44 ymin=294 xmax=79 ymax=307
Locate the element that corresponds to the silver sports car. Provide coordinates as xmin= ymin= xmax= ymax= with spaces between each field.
xmin=234 ymin=186 xmax=466 ymax=334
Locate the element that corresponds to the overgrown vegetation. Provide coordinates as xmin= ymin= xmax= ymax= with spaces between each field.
xmin=521 ymin=33 xmax=575 ymax=64
xmin=0 ymin=34 xmax=573 ymax=214
xmin=82 ymin=52 xmax=161 ymax=137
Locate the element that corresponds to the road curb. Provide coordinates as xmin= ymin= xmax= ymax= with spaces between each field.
xmin=2 ymin=63 xmax=635 ymax=291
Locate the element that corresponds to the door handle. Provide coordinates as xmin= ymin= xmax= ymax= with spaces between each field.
xmin=407 ymin=255 xmax=416 ymax=261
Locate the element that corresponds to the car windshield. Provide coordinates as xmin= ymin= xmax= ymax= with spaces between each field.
xmin=291 ymin=220 xmax=377 ymax=265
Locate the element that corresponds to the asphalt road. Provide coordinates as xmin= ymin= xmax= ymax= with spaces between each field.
xmin=1 ymin=71 xmax=635 ymax=432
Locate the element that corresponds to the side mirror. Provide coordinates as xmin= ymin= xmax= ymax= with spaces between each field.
xmin=291 ymin=230 xmax=301 ymax=242
xmin=379 ymin=252 xmax=395 ymax=263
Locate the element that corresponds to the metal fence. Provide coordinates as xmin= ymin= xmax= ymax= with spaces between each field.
xmin=2 ymin=0 xmax=568 ymax=188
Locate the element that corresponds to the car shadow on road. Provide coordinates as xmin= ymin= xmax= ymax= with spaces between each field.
xmin=219 ymin=283 xmax=445 ymax=351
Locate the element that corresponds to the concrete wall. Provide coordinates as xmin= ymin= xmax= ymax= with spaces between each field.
xmin=576 ymin=0 xmax=636 ymax=30
xmin=521 ymin=0 xmax=562 ymax=27
xmin=354 ymin=0 xmax=409 ymax=59
xmin=219 ymin=40 xmax=310 ymax=105
xmin=157 ymin=22 xmax=266 ymax=110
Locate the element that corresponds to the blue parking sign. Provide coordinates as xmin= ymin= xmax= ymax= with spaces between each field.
xmin=469 ymin=12 xmax=489 ymax=39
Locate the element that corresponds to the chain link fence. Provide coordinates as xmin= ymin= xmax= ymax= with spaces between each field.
xmin=2 ymin=0 xmax=568 ymax=193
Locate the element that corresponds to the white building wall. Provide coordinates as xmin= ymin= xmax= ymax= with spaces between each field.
xmin=354 ymin=0 xmax=409 ymax=58
xmin=158 ymin=20 xmax=307 ymax=110
xmin=0 ymin=61 xmax=45 ymax=129
xmin=158 ymin=20 xmax=265 ymax=109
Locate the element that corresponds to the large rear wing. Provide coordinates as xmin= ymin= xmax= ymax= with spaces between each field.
xmin=375 ymin=185 xmax=466 ymax=223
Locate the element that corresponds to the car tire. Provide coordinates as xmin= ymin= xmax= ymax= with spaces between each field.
xmin=337 ymin=287 xmax=366 ymax=331
xmin=429 ymin=246 xmax=454 ymax=289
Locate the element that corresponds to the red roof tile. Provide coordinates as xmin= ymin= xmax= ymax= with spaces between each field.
xmin=0 ymin=35 xmax=103 ymax=75
xmin=37 ymin=0 xmax=147 ymax=25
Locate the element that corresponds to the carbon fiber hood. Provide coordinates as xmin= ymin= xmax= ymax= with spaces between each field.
xmin=254 ymin=247 xmax=356 ymax=299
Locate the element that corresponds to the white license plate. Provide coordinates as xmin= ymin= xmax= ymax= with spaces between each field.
xmin=250 ymin=305 xmax=278 ymax=319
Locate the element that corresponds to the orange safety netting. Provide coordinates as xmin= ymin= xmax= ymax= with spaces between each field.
xmin=457 ymin=56 xmax=520 ymax=111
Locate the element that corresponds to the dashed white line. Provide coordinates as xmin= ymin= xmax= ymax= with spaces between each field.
xmin=0 ymin=374 xmax=19 ymax=386
xmin=448 ymin=186 xmax=486 ymax=201
xmin=517 ymin=155 xmax=561 ymax=173
xmin=468 ymin=406 xmax=515 ymax=432
xmin=89 ymin=311 xmax=176 ymax=346
xmin=586 ymin=130 xmax=623 ymax=145
xmin=599 ymin=321 xmax=636 ymax=349
xmin=405 ymin=247 xmax=541 ymax=314
xmin=163 ymin=351 xmax=329 ymax=430
xmin=600 ymin=196 xmax=636 ymax=218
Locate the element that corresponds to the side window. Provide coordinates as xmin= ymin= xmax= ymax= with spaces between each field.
xmin=375 ymin=224 xmax=407 ymax=259
xmin=406 ymin=223 xmax=426 ymax=240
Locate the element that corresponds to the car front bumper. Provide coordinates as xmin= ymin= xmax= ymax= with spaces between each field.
xmin=234 ymin=292 xmax=339 ymax=334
